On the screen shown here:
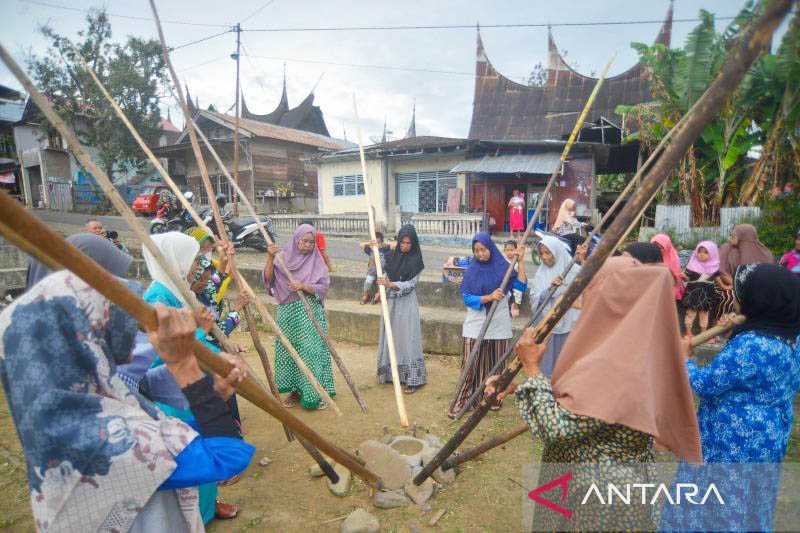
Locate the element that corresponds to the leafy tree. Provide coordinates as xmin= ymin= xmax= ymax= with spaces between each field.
xmin=617 ymin=5 xmax=767 ymax=224
xmin=27 ymin=10 xmax=168 ymax=176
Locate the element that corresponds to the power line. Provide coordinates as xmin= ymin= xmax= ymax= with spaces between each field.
xmin=242 ymin=16 xmax=740 ymax=33
xmin=18 ymin=0 xmax=231 ymax=28
xmin=243 ymin=52 xmax=473 ymax=77
xmin=240 ymin=0 xmax=277 ymax=24
xmin=171 ymin=29 xmax=233 ymax=51
xmin=178 ymin=55 xmax=231 ymax=73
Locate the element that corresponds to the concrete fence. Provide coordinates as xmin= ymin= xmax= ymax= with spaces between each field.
xmin=268 ymin=212 xmax=483 ymax=238
xmin=410 ymin=213 xmax=483 ymax=238
xmin=650 ymin=205 xmax=761 ymax=245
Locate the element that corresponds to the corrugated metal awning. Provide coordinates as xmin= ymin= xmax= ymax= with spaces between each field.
xmin=450 ymin=152 xmax=562 ymax=174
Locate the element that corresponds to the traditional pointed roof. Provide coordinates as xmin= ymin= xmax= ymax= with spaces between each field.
xmin=185 ymin=86 xmax=196 ymax=115
xmin=468 ymin=4 xmax=673 ymax=141
xmin=405 ymin=101 xmax=416 ymax=138
xmin=239 ymin=71 xmax=329 ymax=137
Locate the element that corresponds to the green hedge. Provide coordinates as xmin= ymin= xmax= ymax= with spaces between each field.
xmin=755 ymin=194 xmax=800 ymax=256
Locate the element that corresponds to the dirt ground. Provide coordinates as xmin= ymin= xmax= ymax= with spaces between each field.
xmin=0 ymin=333 xmax=543 ymax=532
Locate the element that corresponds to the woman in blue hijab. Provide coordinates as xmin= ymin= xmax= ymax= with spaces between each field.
xmin=448 ymin=232 xmax=527 ymax=417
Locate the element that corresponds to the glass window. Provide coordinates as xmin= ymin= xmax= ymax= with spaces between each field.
xmin=333 ymin=175 xmax=363 ymax=197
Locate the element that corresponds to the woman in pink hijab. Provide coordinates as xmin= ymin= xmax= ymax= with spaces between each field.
xmin=651 ymin=234 xmax=687 ymax=301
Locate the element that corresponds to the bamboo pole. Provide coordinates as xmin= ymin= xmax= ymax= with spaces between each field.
xmin=447 ymin=54 xmax=615 ymax=417
xmin=413 ymin=0 xmax=790 ymax=485
xmin=80 ymin=59 xmax=340 ymax=416
xmin=0 ymin=189 xmax=381 ymax=488
xmin=191 ymin=122 xmax=368 ymax=412
xmin=241 ymin=305 xmax=342 ymax=484
xmin=439 ymin=315 xmax=745 ymax=469
xmin=0 ymin=42 xmax=239 ymax=358
xmin=352 ymin=96 xmax=408 ymax=427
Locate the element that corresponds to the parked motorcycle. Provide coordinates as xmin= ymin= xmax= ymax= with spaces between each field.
xmin=149 ymin=191 xmax=197 ymax=234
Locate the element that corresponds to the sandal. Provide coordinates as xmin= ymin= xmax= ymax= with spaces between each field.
xmin=403 ymin=386 xmax=418 ymax=395
xmin=317 ymin=400 xmax=329 ymax=411
xmin=215 ymin=499 xmax=240 ymax=520
xmin=282 ymin=392 xmax=300 ymax=408
xmin=219 ymin=473 xmax=242 ymax=487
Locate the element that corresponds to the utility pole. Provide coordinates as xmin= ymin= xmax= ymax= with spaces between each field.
xmin=231 ymin=23 xmax=241 ymax=216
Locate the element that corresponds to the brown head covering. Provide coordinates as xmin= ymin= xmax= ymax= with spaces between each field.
xmin=550 ymin=256 xmax=702 ymax=463
xmin=718 ymin=224 xmax=775 ymax=275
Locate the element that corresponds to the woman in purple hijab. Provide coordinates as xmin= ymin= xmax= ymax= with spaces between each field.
xmin=263 ymin=224 xmax=334 ymax=410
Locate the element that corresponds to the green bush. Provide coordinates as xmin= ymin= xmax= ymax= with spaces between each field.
xmin=755 ymin=194 xmax=800 ymax=256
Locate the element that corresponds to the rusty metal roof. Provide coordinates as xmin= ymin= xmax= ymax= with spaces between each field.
xmin=451 ymin=152 xmax=563 ymax=174
xmin=468 ymin=5 xmax=672 ymax=141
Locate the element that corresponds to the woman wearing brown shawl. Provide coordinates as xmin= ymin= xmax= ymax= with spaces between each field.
xmin=264 ymin=224 xmax=334 ymax=410
xmin=715 ymin=224 xmax=776 ymax=324
xmin=487 ymin=257 xmax=701 ymax=531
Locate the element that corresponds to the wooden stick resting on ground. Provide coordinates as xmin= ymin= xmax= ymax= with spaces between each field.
xmin=191 ymin=122 xmax=368 ymax=413
xmin=441 ymin=424 xmax=528 ymax=471
xmin=0 ymin=189 xmax=381 ymax=488
xmin=448 ymin=54 xmax=615 ymax=418
xmin=442 ymin=315 xmax=745 ymax=469
xmin=80 ymin=57 xmax=340 ymax=416
xmin=413 ymin=0 xmax=790 ymax=485
xmin=353 ymin=96 xmax=408 ymax=427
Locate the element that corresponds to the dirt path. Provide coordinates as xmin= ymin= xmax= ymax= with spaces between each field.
xmin=0 ymin=333 xmax=542 ymax=532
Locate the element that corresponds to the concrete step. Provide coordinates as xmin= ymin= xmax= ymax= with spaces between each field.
xmin=0 ymin=245 xmax=28 ymax=270
xmin=248 ymin=295 xmax=528 ymax=356
xmin=0 ymin=268 xmax=27 ymax=292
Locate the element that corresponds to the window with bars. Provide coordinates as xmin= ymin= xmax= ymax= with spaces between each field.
xmin=333 ymin=174 xmax=365 ymax=197
xmin=396 ymin=171 xmax=457 ymax=213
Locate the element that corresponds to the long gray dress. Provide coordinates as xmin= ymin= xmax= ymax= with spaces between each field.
xmin=377 ymin=274 xmax=427 ymax=387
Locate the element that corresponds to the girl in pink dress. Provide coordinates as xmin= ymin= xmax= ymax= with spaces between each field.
xmin=507 ymin=189 xmax=525 ymax=238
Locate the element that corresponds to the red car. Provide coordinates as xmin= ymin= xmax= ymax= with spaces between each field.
xmin=132 ymin=186 xmax=166 ymax=215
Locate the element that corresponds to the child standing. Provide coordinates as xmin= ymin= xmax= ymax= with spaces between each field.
xmin=360 ymin=231 xmax=390 ymax=304
xmin=682 ymin=240 xmax=721 ymax=334
xmin=779 ymin=229 xmax=800 ymax=275
xmin=502 ymin=240 xmax=524 ymax=318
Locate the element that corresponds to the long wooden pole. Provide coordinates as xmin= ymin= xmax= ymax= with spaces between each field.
xmin=0 ymin=43 xmax=240 ymax=358
xmin=0 ymin=189 xmax=381 ymax=488
xmin=191 ymin=122 xmax=368 ymax=412
xmin=447 ymin=54 xmax=615 ymax=416
xmin=413 ymin=0 xmax=790 ymax=485
xmin=440 ymin=315 xmax=745 ymax=470
xmin=148 ymin=0 xmax=341 ymax=415
xmin=353 ymin=96 xmax=408 ymax=427
xmin=81 ymin=59 xmax=340 ymax=416
xmin=241 ymin=304 xmax=342 ymax=484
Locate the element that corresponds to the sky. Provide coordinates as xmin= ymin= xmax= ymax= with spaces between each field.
xmin=2 ymin=0 xmax=786 ymax=142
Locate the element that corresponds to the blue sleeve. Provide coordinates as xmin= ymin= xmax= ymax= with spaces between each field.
xmin=463 ymin=293 xmax=483 ymax=310
xmin=686 ymin=334 xmax=759 ymax=398
xmin=511 ymin=278 xmax=528 ymax=293
xmin=158 ymin=436 xmax=255 ymax=490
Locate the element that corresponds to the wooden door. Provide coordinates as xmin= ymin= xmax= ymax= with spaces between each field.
xmin=469 ymin=182 xmax=506 ymax=232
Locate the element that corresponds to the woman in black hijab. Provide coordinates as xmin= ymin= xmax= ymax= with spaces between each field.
xmin=375 ymin=225 xmax=427 ymax=393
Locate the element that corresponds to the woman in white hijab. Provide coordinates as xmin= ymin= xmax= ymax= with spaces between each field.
xmin=529 ymin=235 xmax=582 ymax=376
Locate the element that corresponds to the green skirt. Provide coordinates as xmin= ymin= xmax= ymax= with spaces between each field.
xmin=275 ymin=297 xmax=335 ymax=409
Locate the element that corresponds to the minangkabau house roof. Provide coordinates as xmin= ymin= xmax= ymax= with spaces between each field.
xmin=238 ymin=74 xmax=331 ymax=137
xmin=468 ymin=3 xmax=673 ymax=141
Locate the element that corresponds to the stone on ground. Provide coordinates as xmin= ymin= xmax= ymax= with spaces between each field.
xmin=404 ymin=478 xmax=436 ymax=506
xmin=373 ymin=489 xmax=409 ymax=509
xmin=357 ymin=440 xmax=412 ymax=490
xmin=340 ymin=508 xmax=379 ymax=533
xmin=326 ymin=463 xmax=352 ymax=497
xmin=309 ymin=463 xmax=325 ymax=477
xmin=258 ymin=456 xmax=272 ymax=467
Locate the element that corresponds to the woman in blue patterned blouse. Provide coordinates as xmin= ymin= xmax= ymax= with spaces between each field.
xmin=663 ymin=263 xmax=800 ymax=532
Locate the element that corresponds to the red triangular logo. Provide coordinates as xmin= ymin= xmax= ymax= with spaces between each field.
xmin=528 ymin=471 xmax=573 ymax=518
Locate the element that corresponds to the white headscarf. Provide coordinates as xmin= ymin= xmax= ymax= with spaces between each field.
xmin=530 ymin=235 xmax=581 ymax=334
xmin=142 ymin=232 xmax=200 ymax=305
